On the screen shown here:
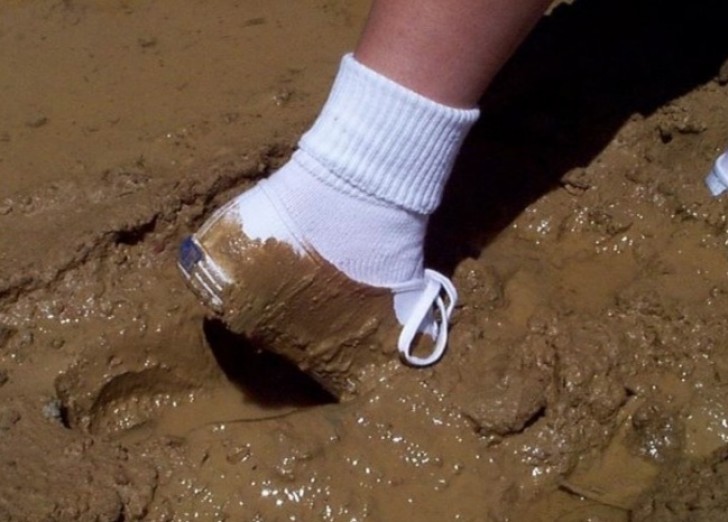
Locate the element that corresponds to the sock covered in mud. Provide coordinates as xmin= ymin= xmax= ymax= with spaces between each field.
xmin=233 ymin=53 xmax=480 ymax=287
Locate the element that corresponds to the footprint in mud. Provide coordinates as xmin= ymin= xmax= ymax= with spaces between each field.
xmin=56 ymin=363 xmax=200 ymax=435
xmin=54 ymin=315 xmax=334 ymax=438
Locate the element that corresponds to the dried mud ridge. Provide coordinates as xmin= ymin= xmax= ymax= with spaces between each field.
xmin=0 ymin=143 xmax=293 ymax=309
xmin=2 ymin=0 xmax=728 ymax=520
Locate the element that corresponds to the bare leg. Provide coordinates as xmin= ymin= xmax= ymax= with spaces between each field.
xmin=356 ymin=0 xmax=552 ymax=108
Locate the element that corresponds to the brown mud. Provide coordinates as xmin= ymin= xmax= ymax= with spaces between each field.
xmin=2 ymin=0 xmax=728 ymax=520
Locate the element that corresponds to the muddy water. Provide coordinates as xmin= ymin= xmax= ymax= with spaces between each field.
xmin=2 ymin=0 xmax=728 ymax=521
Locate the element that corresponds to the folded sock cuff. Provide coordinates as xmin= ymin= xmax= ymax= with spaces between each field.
xmin=297 ymin=53 xmax=480 ymax=214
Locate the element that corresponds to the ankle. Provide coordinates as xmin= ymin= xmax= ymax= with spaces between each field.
xmin=299 ymin=54 xmax=479 ymax=214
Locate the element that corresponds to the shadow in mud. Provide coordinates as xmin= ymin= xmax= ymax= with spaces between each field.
xmin=203 ymin=319 xmax=335 ymax=407
xmin=428 ymin=0 xmax=728 ymax=271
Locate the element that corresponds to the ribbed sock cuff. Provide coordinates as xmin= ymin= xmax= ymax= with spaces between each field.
xmin=297 ymin=53 xmax=480 ymax=215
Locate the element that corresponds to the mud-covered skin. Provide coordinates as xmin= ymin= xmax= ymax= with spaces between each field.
xmin=193 ymin=217 xmax=402 ymax=400
xmin=2 ymin=0 xmax=728 ymax=520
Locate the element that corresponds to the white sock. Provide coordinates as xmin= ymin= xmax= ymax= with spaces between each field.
xmin=232 ymin=54 xmax=479 ymax=287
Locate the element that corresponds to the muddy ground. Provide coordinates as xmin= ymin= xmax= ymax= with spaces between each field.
xmin=2 ymin=0 xmax=728 ymax=520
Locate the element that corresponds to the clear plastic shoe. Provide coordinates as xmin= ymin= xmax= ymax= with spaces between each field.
xmin=178 ymin=185 xmax=457 ymax=399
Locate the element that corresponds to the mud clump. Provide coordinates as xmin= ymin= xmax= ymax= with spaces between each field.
xmin=632 ymin=445 xmax=728 ymax=522
xmin=0 ymin=399 xmax=156 ymax=521
xmin=627 ymin=399 xmax=685 ymax=463
xmin=457 ymin=335 xmax=552 ymax=438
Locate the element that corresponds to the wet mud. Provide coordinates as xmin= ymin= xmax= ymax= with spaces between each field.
xmin=2 ymin=0 xmax=728 ymax=520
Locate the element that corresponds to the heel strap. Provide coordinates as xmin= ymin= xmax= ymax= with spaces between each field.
xmin=397 ymin=269 xmax=458 ymax=367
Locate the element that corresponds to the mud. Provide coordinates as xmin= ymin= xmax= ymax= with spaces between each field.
xmin=2 ymin=0 xmax=728 ymax=520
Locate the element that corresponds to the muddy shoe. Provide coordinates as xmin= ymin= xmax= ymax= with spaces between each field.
xmin=178 ymin=181 xmax=457 ymax=400
xmin=706 ymin=149 xmax=728 ymax=196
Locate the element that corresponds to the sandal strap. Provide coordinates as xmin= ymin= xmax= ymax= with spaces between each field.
xmin=397 ymin=269 xmax=458 ymax=367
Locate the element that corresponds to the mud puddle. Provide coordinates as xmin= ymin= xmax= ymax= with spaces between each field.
xmin=2 ymin=0 xmax=728 ymax=520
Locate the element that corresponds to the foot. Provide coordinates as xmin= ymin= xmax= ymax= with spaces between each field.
xmin=178 ymin=174 xmax=457 ymax=399
xmin=178 ymin=54 xmax=477 ymax=398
